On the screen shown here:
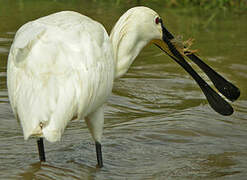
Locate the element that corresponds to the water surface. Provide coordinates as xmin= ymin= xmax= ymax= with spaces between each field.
xmin=0 ymin=0 xmax=247 ymax=179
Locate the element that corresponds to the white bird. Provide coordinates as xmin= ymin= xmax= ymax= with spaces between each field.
xmin=7 ymin=6 xmax=239 ymax=168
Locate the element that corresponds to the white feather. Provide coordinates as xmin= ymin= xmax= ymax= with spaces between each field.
xmin=7 ymin=7 xmax=163 ymax=143
xmin=8 ymin=11 xmax=114 ymax=142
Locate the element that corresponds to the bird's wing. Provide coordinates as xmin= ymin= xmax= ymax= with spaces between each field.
xmin=7 ymin=11 xmax=114 ymax=142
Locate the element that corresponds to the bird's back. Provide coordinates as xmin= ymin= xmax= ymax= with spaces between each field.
xmin=7 ymin=11 xmax=115 ymax=142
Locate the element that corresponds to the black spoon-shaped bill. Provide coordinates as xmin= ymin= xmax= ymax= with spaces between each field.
xmin=185 ymin=53 xmax=240 ymax=101
xmin=159 ymin=18 xmax=240 ymax=102
xmin=153 ymin=20 xmax=235 ymax=116
xmin=164 ymin=50 xmax=233 ymax=116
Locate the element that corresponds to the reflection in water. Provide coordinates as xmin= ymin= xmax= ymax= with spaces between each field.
xmin=0 ymin=0 xmax=247 ymax=179
xmin=19 ymin=162 xmax=42 ymax=179
xmin=20 ymin=162 xmax=102 ymax=179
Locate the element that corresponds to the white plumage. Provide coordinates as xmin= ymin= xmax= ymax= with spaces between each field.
xmin=7 ymin=6 xmax=167 ymax=166
xmin=7 ymin=11 xmax=115 ymax=142
xmin=8 ymin=7 xmax=162 ymax=143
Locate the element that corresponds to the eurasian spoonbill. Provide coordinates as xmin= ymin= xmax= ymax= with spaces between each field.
xmin=7 ymin=6 xmax=240 ymax=168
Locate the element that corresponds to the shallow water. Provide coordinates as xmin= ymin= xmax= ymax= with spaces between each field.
xmin=0 ymin=1 xmax=247 ymax=179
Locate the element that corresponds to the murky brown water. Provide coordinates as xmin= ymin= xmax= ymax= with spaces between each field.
xmin=0 ymin=0 xmax=247 ymax=179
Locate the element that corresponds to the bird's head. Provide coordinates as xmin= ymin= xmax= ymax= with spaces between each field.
xmin=124 ymin=7 xmax=188 ymax=57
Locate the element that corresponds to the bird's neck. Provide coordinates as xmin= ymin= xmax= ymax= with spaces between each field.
xmin=110 ymin=14 xmax=149 ymax=79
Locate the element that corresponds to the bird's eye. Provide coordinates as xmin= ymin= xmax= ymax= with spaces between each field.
xmin=155 ymin=17 xmax=160 ymax=24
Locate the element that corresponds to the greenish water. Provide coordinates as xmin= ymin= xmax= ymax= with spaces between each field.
xmin=0 ymin=0 xmax=247 ymax=179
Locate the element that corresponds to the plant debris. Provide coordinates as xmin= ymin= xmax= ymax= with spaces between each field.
xmin=171 ymin=35 xmax=198 ymax=56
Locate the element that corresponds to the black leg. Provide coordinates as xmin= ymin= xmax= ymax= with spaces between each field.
xmin=37 ymin=138 xmax=46 ymax=162
xmin=95 ymin=141 xmax=103 ymax=168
